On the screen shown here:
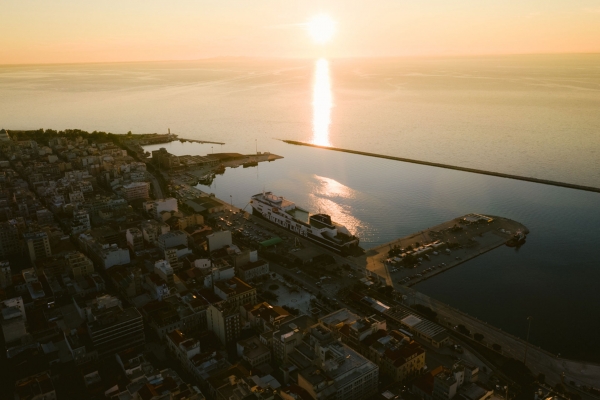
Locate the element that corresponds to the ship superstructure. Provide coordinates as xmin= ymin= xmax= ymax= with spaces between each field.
xmin=250 ymin=192 xmax=360 ymax=255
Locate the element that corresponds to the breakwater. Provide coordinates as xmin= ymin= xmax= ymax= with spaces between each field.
xmin=179 ymin=138 xmax=225 ymax=145
xmin=281 ymin=140 xmax=600 ymax=194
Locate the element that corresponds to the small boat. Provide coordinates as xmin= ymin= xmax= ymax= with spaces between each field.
xmin=506 ymin=230 xmax=526 ymax=247
xmin=243 ymin=161 xmax=259 ymax=168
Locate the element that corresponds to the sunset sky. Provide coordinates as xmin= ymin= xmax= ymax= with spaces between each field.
xmin=1 ymin=0 xmax=599 ymax=64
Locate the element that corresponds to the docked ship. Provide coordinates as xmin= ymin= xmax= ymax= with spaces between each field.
xmin=250 ymin=192 xmax=362 ymax=255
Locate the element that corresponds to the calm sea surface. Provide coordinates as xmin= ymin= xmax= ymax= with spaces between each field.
xmin=1 ymin=55 xmax=600 ymax=361
xmin=1 ymin=55 xmax=599 ymax=187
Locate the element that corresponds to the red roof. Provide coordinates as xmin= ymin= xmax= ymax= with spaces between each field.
xmin=413 ymin=366 xmax=444 ymax=395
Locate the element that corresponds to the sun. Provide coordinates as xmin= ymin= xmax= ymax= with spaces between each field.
xmin=307 ymin=14 xmax=335 ymax=44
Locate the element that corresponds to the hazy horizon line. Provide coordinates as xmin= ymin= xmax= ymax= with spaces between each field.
xmin=1 ymin=51 xmax=599 ymax=68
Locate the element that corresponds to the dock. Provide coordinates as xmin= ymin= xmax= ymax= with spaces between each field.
xmin=353 ymin=214 xmax=528 ymax=287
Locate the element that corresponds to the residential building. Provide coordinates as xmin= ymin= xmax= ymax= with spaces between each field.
xmin=106 ymin=364 xmax=205 ymax=400
xmin=152 ymin=147 xmax=181 ymax=169
xmin=207 ymin=230 xmax=232 ymax=253
xmin=120 ymin=181 xmax=150 ymax=201
xmin=90 ymin=225 xmax=121 ymax=247
xmin=23 ymin=231 xmax=52 ymax=262
xmin=321 ymin=310 xmax=424 ymax=382
xmin=64 ymin=329 xmax=98 ymax=365
xmin=14 ymin=371 xmax=56 ymax=400
xmin=184 ymin=196 xmax=225 ymax=214
xmin=154 ymin=259 xmax=174 ymax=285
xmin=433 ymin=370 xmax=458 ymax=400
xmin=292 ymin=324 xmax=379 ymax=400
xmin=0 ymin=220 xmax=21 ymax=257
xmin=146 ymin=273 xmax=169 ymax=301
xmin=126 ymin=227 xmax=144 ymax=252
xmin=143 ymin=300 xmax=183 ymax=338
xmin=1 ymin=296 xmax=27 ymax=346
xmin=384 ymin=308 xmax=450 ymax=348
xmin=144 ymin=197 xmax=178 ymax=219
xmin=271 ymin=315 xmax=315 ymax=363
xmin=87 ymin=300 xmax=145 ymax=357
xmin=207 ymin=301 xmax=241 ymax=345
xmin=320 ymin=309 xmax=385 ymax=342
xmin=452 ymin=359 xmax=479 ymax=385
xmin=141 ymin=219 xmax=170 ymax=244
xmin=242 ymin=302 xmax=291 ymax=333
xmin=237 ymin=336 xmax=271 ymax=367
xmin=458 ymin=383 xmax=493 ymax=400
xmin=237 ymin=259 xmax=269 ymax=281
xmin=36 ymin=208 xmax=55 ymax=226
xmin=71 ymin=209 xmax=91 ymax=234
xmin=0 ymin=260 xmax=11 ymax=288
xmin=213 ymin=277 xmax=257 ymax=308
xmin=413 ymin=367 xmax=445 ymax=400
xmin=190 ymin=350 xmax=231 ymax=381
xmin=65 ymin=251 xmax=94 ymax=277
xmin=361 ymin=330 xmax=425 ymax=382
xmin=206 ymin=364 xmax=277 ymax=400
xmin=86 ymin=240 xmax=130 ymax=269
xmin=158 ymin=230 xmax=189 ymax=251
xmin=166 ymin=329 xmax=201 ymax=366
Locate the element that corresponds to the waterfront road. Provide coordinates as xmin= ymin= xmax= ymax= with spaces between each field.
xmin=400 ymin=288 xmax=600 ymax=388
xmin=146 ymin=171 xmax=164 ymax=199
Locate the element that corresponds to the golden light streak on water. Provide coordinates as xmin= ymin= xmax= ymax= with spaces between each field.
xmin=309 ymin=175 xmax=362 ymax=235
xmin=311 ymin=58 xmax=332 ymax=146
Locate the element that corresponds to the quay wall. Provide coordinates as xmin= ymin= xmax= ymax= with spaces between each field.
xmin=407 ymin=288 xmax=600 ymax=387
xmin=282 ymin=140 xmax=600 ymax=194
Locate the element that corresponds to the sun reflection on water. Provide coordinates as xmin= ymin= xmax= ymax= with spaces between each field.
xmin=311 ymin=58 xmax=332 ymax=146
xmin=309 ymin=175 xmax=362 ymax=236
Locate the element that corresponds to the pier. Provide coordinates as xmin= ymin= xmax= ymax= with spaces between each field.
xmin=282 ymin=140 xmax=600 ymax=194
xmin=353 ymin=214 xmax=528 ymax=287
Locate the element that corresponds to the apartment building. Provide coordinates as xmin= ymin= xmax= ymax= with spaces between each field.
xmin=121 ymin=181 xmax=149 ymax=201
xmin=213 ymin=277 xmax=257 ymax=308
xmin=207 ymin=302 xmax=241 ymax=345
xmin=23 ymin=231 xmax=52 ymax=262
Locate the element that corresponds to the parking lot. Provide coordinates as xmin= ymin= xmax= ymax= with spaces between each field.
xmin=356 ymin=215 xmax=528 ymax=287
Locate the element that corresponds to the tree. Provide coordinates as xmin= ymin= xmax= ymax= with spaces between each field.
xmin=411 ymin=304 xmax=437 ymax=320
xmin=474 ymin=333 xmax=484 ymax=342
xmin=457 ymin=324 xmax=471 ymax=336
xmin=282 ymin=305 xmax=300 ymax=315
xmin=554 ymin=384 xmax=565 ymax=394
xmin=127 ymin=130 xmax=132 ymax=135
xmin=262 ymin=290 xmax=278 ymax=301
xmin=569 ymin=393 xmax=582 ymax=400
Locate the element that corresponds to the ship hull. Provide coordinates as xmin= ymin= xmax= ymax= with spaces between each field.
xmin=251 ymin=208 xmax=360 ymax=256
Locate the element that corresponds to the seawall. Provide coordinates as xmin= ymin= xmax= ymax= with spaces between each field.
xmin=281 ymin=140 xmax=600 ymax=194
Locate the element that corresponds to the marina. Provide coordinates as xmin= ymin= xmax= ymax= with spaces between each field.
xmin=355 ymin=214 xmax=529 ymax=287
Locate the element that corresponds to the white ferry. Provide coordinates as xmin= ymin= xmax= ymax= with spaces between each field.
xmin=250 ymin=191 xmax=361 ymax=255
